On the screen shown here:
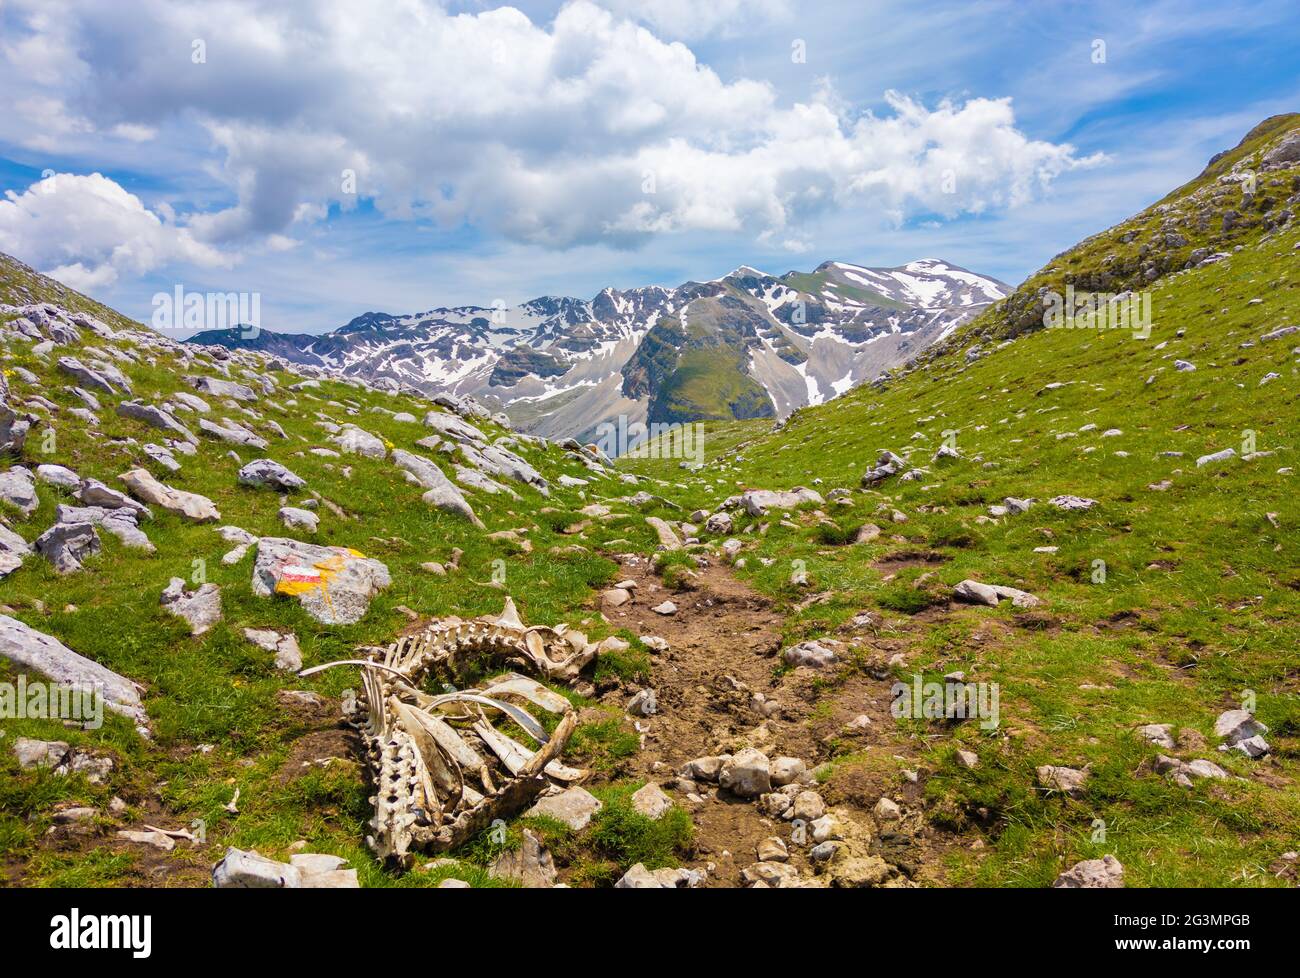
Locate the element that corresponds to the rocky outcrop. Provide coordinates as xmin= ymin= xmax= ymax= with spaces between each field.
xmin=0 ymin=614 xmax=148 ymax=732
xmin=251 ymin=537 xmax=391 ymax=625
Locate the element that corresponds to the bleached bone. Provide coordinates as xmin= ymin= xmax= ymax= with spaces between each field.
xmin=301 ymin=598 xmax=591 ymax=865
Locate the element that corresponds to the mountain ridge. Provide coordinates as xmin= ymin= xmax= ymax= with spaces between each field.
xmin=186 ymin=257 xmax=1010 ymax=444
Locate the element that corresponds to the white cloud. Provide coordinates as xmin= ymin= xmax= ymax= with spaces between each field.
xmin=0 ymin=172 xmax=232 ymax=289
xmin=0 ymin=0 xmax=1101 ymax=265
xmin=592 ymin=0 xmax=792 ymax=39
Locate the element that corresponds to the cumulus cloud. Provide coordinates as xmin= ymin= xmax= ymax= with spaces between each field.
xmin=592 ymin=0 xmax=793 ymax=39
xmin=0 ymin=172 xmax=232 ymax=290
xmin=0 ymin=0 xmax=1102 ymax=265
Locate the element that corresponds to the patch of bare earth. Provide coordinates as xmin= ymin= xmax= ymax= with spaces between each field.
xmin=590 ymin=552 xmax=974 ymax=887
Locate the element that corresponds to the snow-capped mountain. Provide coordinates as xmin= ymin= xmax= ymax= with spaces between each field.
xmin=187 ymin=258 xmax=1008 ymax=444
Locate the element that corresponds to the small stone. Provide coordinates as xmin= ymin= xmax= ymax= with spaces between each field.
xmin=770 ymin=756 xmax=807 ymax=787
xmin=489 ymin=829 xmax=557 ymax=888
xmin=631 ymin=782 xmax=674 ymax=820
xmin=1036 ymin=764 xmax=1088 ymax=796
xmin=1053 ymin=855 xmax=1124 ymax=888
xmin=1136 ymin=723 xmax=1176 ymax=748
xmin=160 ymin=577 xmax=222 ymax=635
xmin=873 ymin=797 xmax=901 ymax=821
xmin=213 ymin=847 xmax=301 ymax=888
xmin=524 ymin=787 xmax=603 ymax=831
xmin=719 ymin=747 xmax=771 ymax=798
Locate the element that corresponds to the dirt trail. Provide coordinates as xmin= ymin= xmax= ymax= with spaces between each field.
xmin=589 ymin=552 xmax=951 ymax=887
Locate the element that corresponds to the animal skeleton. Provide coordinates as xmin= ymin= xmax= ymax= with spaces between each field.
xmin=300 ymin=598 xmax=597 ymax=865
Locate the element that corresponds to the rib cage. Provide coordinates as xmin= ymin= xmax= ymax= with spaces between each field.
xmin=301 ymin=598 xmax=597 ymax=865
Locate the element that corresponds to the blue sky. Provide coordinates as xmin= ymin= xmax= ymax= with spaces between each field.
xmin=0 ymin=0 xmax=1297 ymax=333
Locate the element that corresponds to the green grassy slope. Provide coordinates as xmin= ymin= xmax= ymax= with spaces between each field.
xmin=0 ymin=260 xmax=690 ymax=885
xmin=618 ymin=118 xmax=1300 ymax=886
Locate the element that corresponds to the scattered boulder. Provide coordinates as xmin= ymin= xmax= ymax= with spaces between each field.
xmin=862 ymin=451 xmax=906 ymax=486
xmin=631 ymin=782 xmax=674 ymax=820
xmin=524 ymin=786 xmax=603 ymax=831
xmin=1136 ymin=724 xmax=1176 ymax=749
xmin=770 ymin=757 xmax=808 ymax=787
xmin=1048 ymin=495 xmax=1098 ymax=511
xmin=199 ymin=417 xmax=268 ymax=449
xmin=391 ymin=450 xmax=482 ymax=527
xmin=35 ymin=464 xmax=80 ymax=490
xmin=1036 ymin=765 xmax=1088 ymax=796
xmin=251 ymin=537 xmax=391 ymax=625
xmin=782 ymin=639 xmax=841 ymax=669
xmin=332 ymin=424 xmax=387 ymax=458
xmin=704 ymin=512 xmax=733 ymax=535
xmin=739 ymin=487 xmax=824 ymax=516
xmin=14 ymin=736 xmax=69 ymax=769
xmin=279 ymin=506 xmax=320 ymax=533
xmin=0 ymin=615 xmax=148 ymax=730
xmin=1214 ymin=709 xmax=1269 ymax=757
xmin=243 ymin=628 xmax=303 ymax=671
xmin=119 ymin=468 xmax=220 ymax=522
xmin=615 ymin=863 xmax=705 ymax=888
xmin=56 ymin=504 xmax=154 ymax=552
xmin=35 ymin=522 xmax=101 ymax=573
xmin=187 ymin=375 xmax=257 ymax=402
xmin=160 ymin=578 xmax=223 ymax=636
xmin=0 ymin=466 xmax=39 ymax=516
xmin=238 ymin=459 xmax=306 ymax=491
xmin=953 ymin=579 xmax=1041 ymax=609
xmin=489 ymin=829 xmax=557 ymax=888
xmin=115 ymin=400 xmax=197 ymax=444
xmin=1196 ymin=448 xmax=1236 ymax=467
xmin=720 ymin=747 xmax=771 ymax=798
xmin=645 ymin=516 xmax=681 ymax=550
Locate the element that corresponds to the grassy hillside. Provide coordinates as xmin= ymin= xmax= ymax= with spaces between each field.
xmin=3 ymin=114 xmax=1297 ymax=889
xmin=0 ymin=260 xmax=689 ymax=886
xmin=619 ymin=117 xmax=1300 ymax=886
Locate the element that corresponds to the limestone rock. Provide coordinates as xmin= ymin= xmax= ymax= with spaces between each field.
xmin=1053 ymin=855 xmax=1124 ymax=888
xmin=251 ymin=537 xmax=391 ymax=625
xmin=238 ymin=459 xmax=306 ymax=491
xmin=489 ymin=829 xmax=556 ymax=888
xmin=187 ymin=375 xmax=257 ymax=402
xmin=243 ymin=628 xmax=303 ymax=670
xmin=631 ymin=782 xmax=674 ymax=820
xmin=35 ymin=522 xmax=101 ymax=573
xmin=645 ymin=516 xmax=681 ymax=550
xmin=524 ymin=786 xmax=603 ymax=831
xmin=36 ymin=464 xmax=80 ymax=490
xmin=279 ymin=506 xmax=320 ymax=533
xmin=119 ymin=468 xmax=220 ymax=522
xmin=782 ymin=639 xmax=841 ymax=669
xmin=0 ymin=466 xmax=39 ymax=516
xmin=1036 ymin=764 xmax=1088 ymax=796
xmin=720 ymin=747 xmax=771 ymax=798
xmin=160 ymin=578 xmax=223 ymax=635
xmin=332 ymin=424 xmax=387 ymax=458
xmin=0 ymin=615 xmax=147 ymax=730
xmin=740 ymin=487 xmax=824 ymax=516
